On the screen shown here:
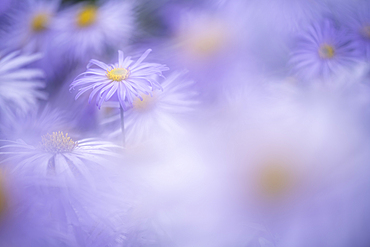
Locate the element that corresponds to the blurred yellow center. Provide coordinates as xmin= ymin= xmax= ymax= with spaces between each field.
xmin=361 ymin=25 xmax=370 ymax=39
xmin=77 ymin=5 xmax=97 ymax=27
xmin=258 ymin=162 xmax=292 ymax=198
xmin=185 ymin=25 xmax=226 ymax=57
xmin=0 ymin=173 xmax=6 ymax=218
xmin=106 ymin=68 xmax=129 ymax=81
xmin=318 ymin=44 xmax=335 ymax=59
xmin=31 ymin=13 xmax=50 ymax=32
xmin=133 ymin=94 xmax=156 ymax=112
xmin=41 ymin=131 xmax=78 ymax=154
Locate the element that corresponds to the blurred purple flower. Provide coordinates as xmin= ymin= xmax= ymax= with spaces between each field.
xmin=100 ymin=71 xmax=198 ymax=144
xmin=53 ymin=0 xmax=134 ymax=63
xmin=344 ymin=2 xmax=370 ymax=60
xmin=0 ymin=106 xmax=70 ymax=145
xmin=0 ymin=51 xmax=46 ymax=118
xmin=0 ymin=0 xmax=60 ymax=53
xmin=70 ymin=49 xmax=169 ymax=110
xmin=289 ymin=19 xmax=360 ymax=79
xmin=0 ymin=131 xmax=121 ymax=183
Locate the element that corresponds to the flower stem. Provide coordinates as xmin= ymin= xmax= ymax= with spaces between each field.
xmin=119 ymin=105 xmax=125 ymax=147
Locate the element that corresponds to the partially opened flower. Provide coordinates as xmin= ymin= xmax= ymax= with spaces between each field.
xmin=100 ymin=71 xmax=198 ymax=144
xmin=289 ymin=19 xmax=360 ymax=79
xmin=53 ymin=0 xmax=134 ymax=63
xmin=0 ymin=51 xmax=46 ymax=118
xmin=70 ymin=49 xmax=169 ymax=110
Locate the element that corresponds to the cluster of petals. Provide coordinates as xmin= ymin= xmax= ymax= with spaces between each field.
xmin=70 ymin=49 xmax=169 ymax=110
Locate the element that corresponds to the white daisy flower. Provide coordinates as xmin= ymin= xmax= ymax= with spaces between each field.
xmin=53 ymin=0 xmax=134 ymax=63
xmin=70 ymin=49 xmax=169 ymax=110
xmin=0 ymin=51 xmax=47 ymax=118
xmin=100 ymin=71 xmax=198 ymax=144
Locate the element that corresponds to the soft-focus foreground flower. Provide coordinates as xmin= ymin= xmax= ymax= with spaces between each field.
xmin=0 ymin=0 xmax=59 ymax=53
xmin=54 ymin=0 xmax=134 ymax=63
xmin=0 ymin=132 xmax=132 ymax=246
xmin=0 ymin=51 xmax=46 ymax=118
xmin=0 ymin=131 xmax=122 ymax=182
xmin=0 ymin=106 xmax=70 ymax=145
xmin=70 ymin=49 xmax=169 ymax=110
xmin=100 ymin=71 xmax=198 ymax=144
xmin=289 ymin=19 xmax=359 ymax=78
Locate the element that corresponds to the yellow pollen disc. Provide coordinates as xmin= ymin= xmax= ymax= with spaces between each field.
xmin=77 ymin=5 xmax=97 ymax=27
xmin=318 ymin=44 xmax=335 ymax=59
xmin=41 ymin=131 xmax=78 ymax=154
xmin=106 ymin=68 xmax=129 ymax=81
xmin=133 ymin=94 xmax=156 ymax=112
xmin=31 ymin=13 xmax=50 ymax=32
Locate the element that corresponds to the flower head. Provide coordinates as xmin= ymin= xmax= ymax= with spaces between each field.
xmin=0 ymin=0 xmax=59 ymax=53
xmin=70 ymin=49 xmax=169 ymax=110
xmin=0 ymin=132 xmax=121 ymax=183
xmin=53 ymin=0 xmax=134 ymax=63
xmin=0 ymin=51 xmax=46 ymax=118
xmin=289 ymin=19 xmax=360 ymax=78
xmin=100 ymin=71 xmax=197 ymax=144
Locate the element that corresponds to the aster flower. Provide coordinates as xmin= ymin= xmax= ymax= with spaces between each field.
xmin=0 ymin=51 xmax=46 ymax=118
xmin=0 ymin=132 xmax=135 ymax=246
xmin=70 ymin=49 xmax=169 ymax=110
xmin=0 ymin=131 xmax=122 ymax=183
xmin=100 ymin=71 xmax=197 ymax=144
xmin=342 ymin=1 xmax=370 ymax=60
xmin=53 ymin=0 xmax=134 ymax=63
xmin=0 ymin=106 xmax=70 ymax=145
xmin=289 ymin=19 xmax=360 ymax=79
xmin=0 ymin=0 xmax=60 ymax=53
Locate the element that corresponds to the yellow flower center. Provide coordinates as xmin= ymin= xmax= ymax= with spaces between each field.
xmin=259 ymin=164 xmax=291 ymax=198
xmin=106 ymin=68 xmax=130 ymax=81
xmin=77 ymin=5 xmax=97 ymax=27
xmin=41 ymin=131 xmax=78 ymax=154
xmin=318 ymin=44 xmax=335 ymax=59
xmin=132 ymin=94 xmax=156 ymax=112
xmin=31 ymin=13 xmax=50 ymax=32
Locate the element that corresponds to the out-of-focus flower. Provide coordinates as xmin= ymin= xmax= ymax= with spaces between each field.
xmin=0 ymin=134 xmax=132 ymax=246
xmin=0 ymin=0 xmax=60 ymax=53
xmin=343 ymin=1 xmax=370 ymax=60
xmin=289 ymin=19 xmax=360 ymax=79
xmin=70 ymin=49 xmax=169 ymax=110
xmin=0 ymin=131 xmax=121 ymax=183
xmin=101 ymin=71 xmax=198 ymax=144
xmin=0 ymin=106 xmax=70 ymax=145
xmin=0 ymin=51 xmax=46 ymax=118
xmin=54 ymin=0 xmax=134 ymax=63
